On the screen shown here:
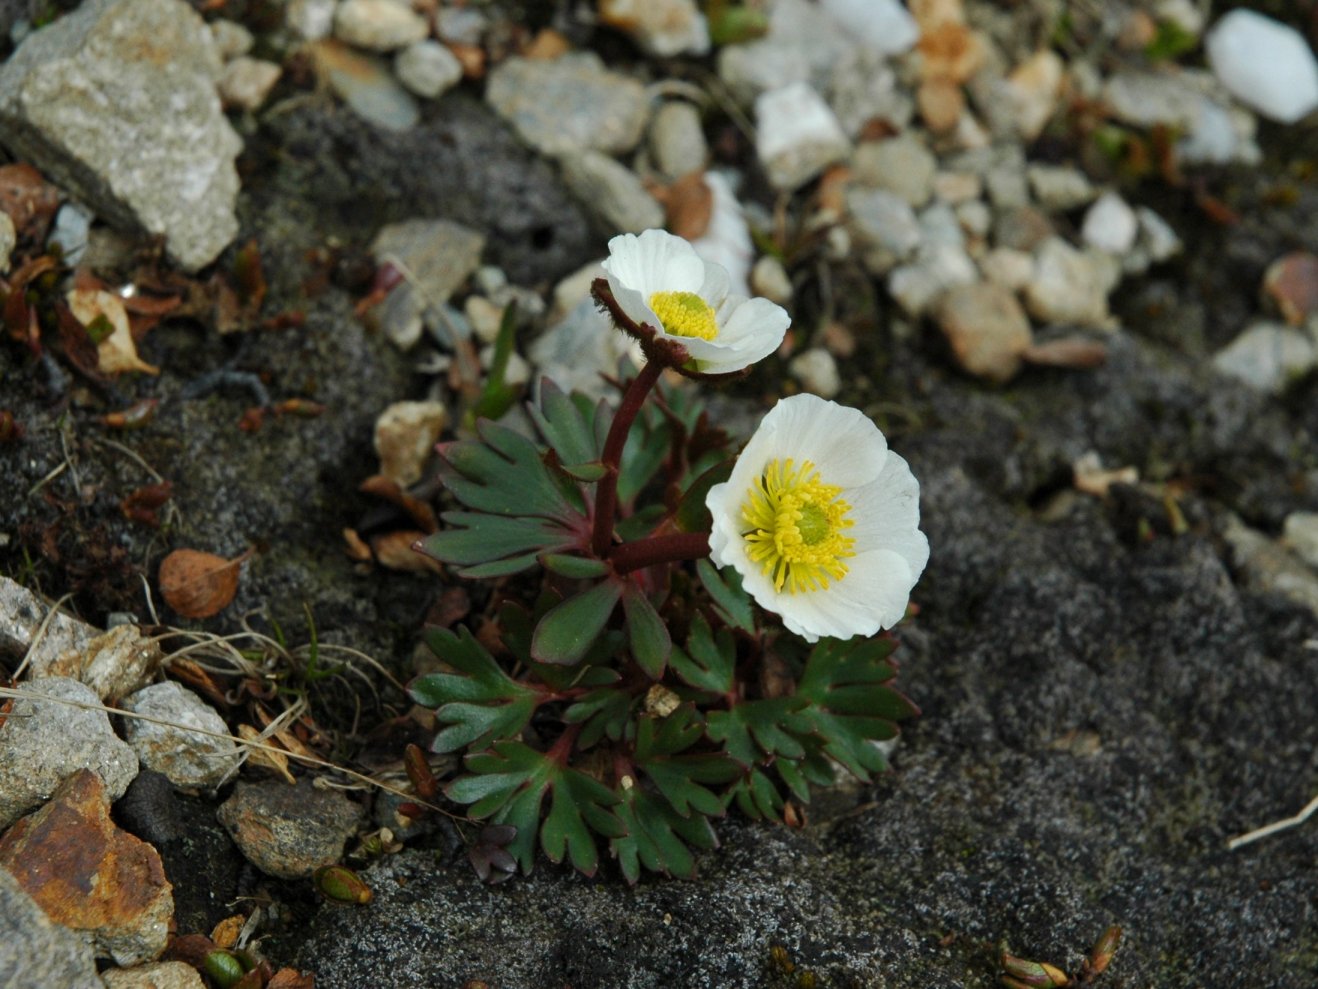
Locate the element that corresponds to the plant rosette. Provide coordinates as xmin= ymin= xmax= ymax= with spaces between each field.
xmin=705 ymin=393 xmax=929 ymax=642
xmin=599 ymin=229 xmax=790 ymax=376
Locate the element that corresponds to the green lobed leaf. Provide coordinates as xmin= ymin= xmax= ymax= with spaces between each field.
xmin=634 ymin=707 xmax=740 ymax=819
xmin=439 ymin=418 xmax=585 ymax=521
xmin=611 ymin=783 xmax=719 ymax=884
xmin=423 ymin=512 xmax=580 ymax=568
xmin=529 ymin=379 xmax=605 ymax=469
xmin=696 ymin=559 xmax=756 ymax=634
xmin=668 ymin=613 xmax=736 ymax=697
xmin=411 ymin=627 xmax=541 ymax=753
xmin=531 ymin=579 xmax=624 ymax=665
xmin=792 ymin=637 xmax=918 ymax=782
xmin=446 ymin=740 xmax=624 ymax=876
xmin=726 ymin=767 xmax=784 ymax=821
xmin=564 ymin=686 xmax=636 ymax=749
xmin=622 ymin=585 xmax=671 ymax=679
xmin=542 ymin=553 xmax=611 ymax=579
xmin=706 ymin=697 xmax=809 ymax=766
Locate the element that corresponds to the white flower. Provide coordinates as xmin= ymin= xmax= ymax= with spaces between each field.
xmin=705 ymin=394 xmax=929 ymax=642
xmin=601 ymin=229 xmax=790 ymax=375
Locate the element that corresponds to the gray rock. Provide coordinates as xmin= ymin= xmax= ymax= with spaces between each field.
xmin=312 ymin=39 xmax=420 ymax=131
xmin=208 ymin=18 xmax=252 ymax=60
xmin=886 ymin=244 xmax=977 ymax=317
xmin=1223 ymin=514 xmax=1318 ymax=615
xmin=217 ymin=780 xmax=364 ymax=879
xmin=333 ymin=0 xmax=427 ymax=52
xmin=559 ymin=152 xmax=664 ymax=234
xmin=0 ymin=869 xmax=103 ymax=989
xmin=0 ymin=575 xmax=97 ymax=677
xmin=486 ymin=54 xmax=648 ymax=158
xmin=50 ymin=201 xmax=92 ymax=265
xmin=600 ymin=0 xmax=709 ymax=57
xmin=217 ymin=57 xmax=281 ymax=112
xmin=750 ymin=255 xmax=792 ymax=305
xmin=917 ymin=202 xmax=965 ymax=249
xmin=370 ymin=219 xmax=485 ymax=349
xmin=1026 ymin=164 xmax=1096 ymax=212
xmin=395 ymin=40 xmax=463 ymax=99
xmin=0 ymin=676 xmax=138 ymax=829
xmin=1175 ymin=96 xmax=1242 ymax=165
xmin=121 ymin=681 xmax=240 ymax=791
xmin=1024 ymin=237 xmax=1113 ymax=328
xmin=979 ymin=246 xmax=1034 ymax=291
xmin=1136 ymin=206 xmax=1182 ymax=264
xmin=286 ymin=0 xmax=335 ymax=40
xmin=847 ymin=187 xmax=921 ymax=275
xmin=648 ymin=101 xmax=707 ymax=181
xmin=852 ymin=133 xmax=936 ymax=207
xmin=992 ymin=205 xmax=1053 ymax=252
xmin=754 ymin=82 xmax=851 ymax=190
xmin=715 ymin=0 xmax=848 ymax=105
xmin=68 ymin=625 xmax=161 ymax=702
xmin=1081 ymin=191 xmax=1138 ymax=255
xmin=827 ymin=46 xmax=912 ymax=138
xmin=1211 ymin=321 xmax=1316 ymax=394
xmin=1103 ymin=70 xmax=1202 ymax=129
xmin=0 ymin=0 xmax=241 ymax=271
xmin=1283 ymin=512 xmax=1318 ymax=571
xmin=102 ymin=961 xmax=204 ymax=989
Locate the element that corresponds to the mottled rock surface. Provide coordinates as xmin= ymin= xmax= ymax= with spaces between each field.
xmin=217 ymin=780 xmax=364 ymax=879
xmin=0 ymin=676 xmax=138 ymax=829
xmin=0 ymin=0 xmax=241 ymax=270
xmin=0 ymin=867 xmax=103 ymax=989
xmin=121 ymin=682 xmax=240 ymax=791
xmin=0 ymin=770 xmax=173 ymax=966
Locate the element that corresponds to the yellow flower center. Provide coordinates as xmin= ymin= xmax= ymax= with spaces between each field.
xmin=740 ymin=458 xmax=856 ymax=594
xmin=649 ymin=290 xmax=718 ymax=341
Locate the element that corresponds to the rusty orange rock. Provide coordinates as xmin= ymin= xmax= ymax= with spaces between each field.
xmin=0 ymin=769 xmax=174 ymax=966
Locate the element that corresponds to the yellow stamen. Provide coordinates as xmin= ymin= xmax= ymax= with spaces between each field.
xmin=649 ymin=290 xmax=718 ymax=341
xmin=740 ymin=458 xmax=856 ymax=594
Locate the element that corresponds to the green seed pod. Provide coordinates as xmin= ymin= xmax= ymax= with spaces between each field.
xmin=314 ymin=864 xmax=373 ymax=904
xmin=203 ymin=950 xmax=247 ymax=988
xmin=1000 ymin=953 xmax=1070 ymax=987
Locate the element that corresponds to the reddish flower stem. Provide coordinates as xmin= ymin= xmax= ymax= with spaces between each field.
xmin=609 ymin=531 xmax=711 ymax=576
xmin=591 ymin=358 xmax=666 ymax=557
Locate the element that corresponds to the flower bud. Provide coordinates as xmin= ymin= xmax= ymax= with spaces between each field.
xmin=1000 ymin=953 xmax=1070 ymax=987
xmin=313 ymin=864 xmax=373 ymax=904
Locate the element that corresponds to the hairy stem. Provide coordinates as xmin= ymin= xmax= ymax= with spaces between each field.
xmin=610 ymin=531 xmax=711 ymax=575
xmin=591 ymin=359 xmax=666 ymax=557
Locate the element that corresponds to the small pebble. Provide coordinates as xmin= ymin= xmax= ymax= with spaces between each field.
xmin=751 ymin=256 xmax=793 ymax=305
xmin=649 ymin=101 xmax=708 ymax=181
xmin=374 ymin=400 xmax=449 ymax=487
xmin=559 ymin=152 xmax=665 ymax=234
xmin=1206 ymin=9 xmax=1318 ymax=124
xmin=395 ymin=41 xmax=464 ymax=99
xmin=1283 ymin=513 xmax=1318 ymax=571
xmin=852 ymin=133 xmax=936 ymax=207
xmin=935 ymin=281 xmax=1033 ymax=383
xmin=334 ymin=0 xmax=428 ymax=52
xmin=287 ymin=0 xmax=336 ymax=40
xmin=1211 ymin=322 xmax=1316 ymax=394
xmin=209 ymin=19 xmax=253 ymax=60
xmin=218 ymin=57 xmax=282 ymax=111
xmin=788 ymin=348 xmax=841 ymax=398
xmin=980 ymin=247 xmax=1034 ymax=292
xmin=1081 ymin=191 xmax=1138 ymax=255
xmin=1027 ymin=164 xmax=1095 ymax=211
xmin=1024 ymin=237 xmax=1112 ymax=328
xmin=1262 ymin=252 xmax=1318 ymax=327
xmin=755 ymin=82 xmax=851 ymax=191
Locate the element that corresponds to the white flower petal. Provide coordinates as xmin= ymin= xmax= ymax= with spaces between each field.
xmin=760 ymin=394 xmax=888 ymax=488
xmin=698 ymin=259 xmax=732 ymax=308
xmin=704 ymin=394 xmax=926 ymax=641
xmin=848 ymin=451 xmax=929 ymax=578
xmin=601 ymin=229 xmax=791 ymax=375
xmin=603 ymin=230 xmax=705 ymax=300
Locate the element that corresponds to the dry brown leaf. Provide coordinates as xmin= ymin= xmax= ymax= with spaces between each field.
xmin=237 ymin=724 xmax=297 ymax=784
xmin=158 ymin=548 xmax=247 ymax=619
xmin=522 ymin=27 xmax=570 ymax=59
xmin=358 ymin=474 xmax=438 ymax=533
xmin=1021 ymin=337 xmax=1109 ymax=369
xmin=210 ymin=914 xmax=245 ymax=949
xmin=661 ymin=172 xmax=714 ymax=242
xmin=266 ymin=969 xmax=315 ymax=989
xmin=372 ymin=530 xmax=443 ymax=574
xmin=0 ymin=163 xmax=61 ymax=243
xmin=343 ymin=527 xmax=373 ymax=562
xmin=254 ymin=706 xmax=318 ymax=759
xmin=66 ymin=288 xmax=160 ymax=376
